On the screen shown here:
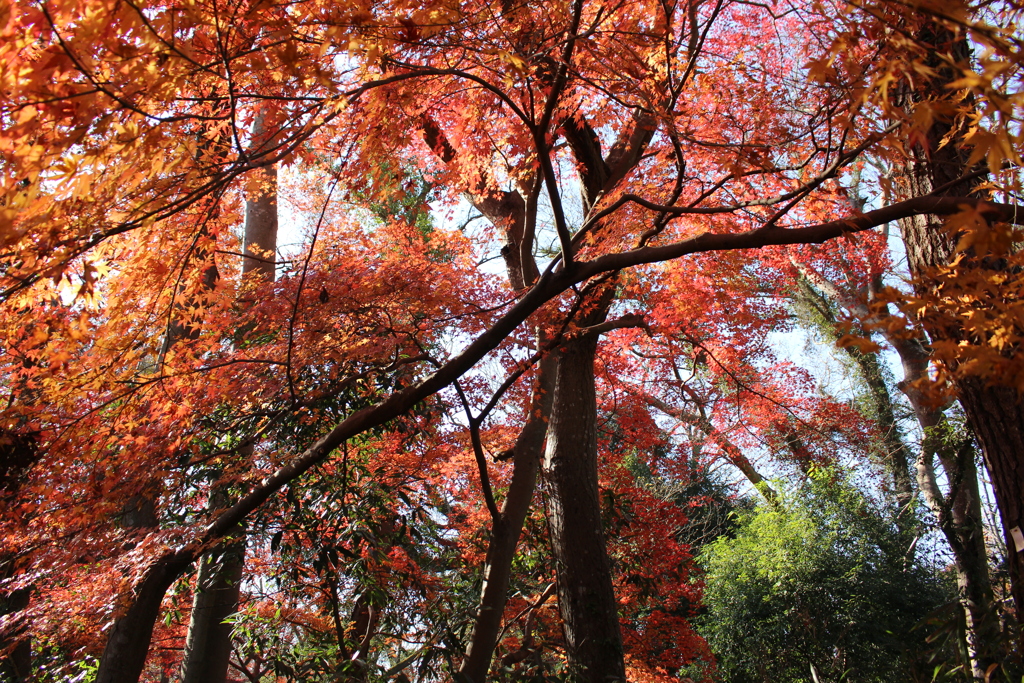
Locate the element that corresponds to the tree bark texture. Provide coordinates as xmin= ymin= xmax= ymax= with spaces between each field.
xmin=893 ymin=24 xmax=1024 ymax=656
xmin=911 ymin=398 xmax=999 ymax=677
xmin=543 ymin=298 xmax=625 ymax=682
xmin=179 ymin=540 xmax=246 ymax=683
xmin=956 ymin=379 xmax=1024 ymax=657
xmin=943 ymin=440 xmax=1000 ymax=678
xmin=241 ymin=162 xmax=279 ymax=281
xmin=96 ymin=553 xmax=193 ymax=683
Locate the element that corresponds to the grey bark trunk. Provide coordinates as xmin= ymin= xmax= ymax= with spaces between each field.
xmin=955 ymin=380 xmax=1024 ymax=662
xmin=180 ymin=155 xmax=277 ymax=683
xmin=793 ymin=259 xmax=999 ymax=672
xmin=179 ymin=541 xmax=246 ymax=683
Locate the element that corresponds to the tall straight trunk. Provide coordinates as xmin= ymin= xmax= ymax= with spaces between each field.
xmin=458 ymin=355 xmax=556 ymax=682
xmin=180 ymin=154 xmax=277 ymax=683
xmin=427 ymin=131 xmax=555 ymax=678
xmin=906 ymin=373 xmax=999 ymax=677
xmin=458 ymin=214 xmax=553 ymax=680
xmin=887 ymin=327 xmax=999 ymax=679
xmin=893 ymin=23 xmax=1023 ymax=658
xmin=179 ymin=540 xmax=246 ymax=683
xmin=543 ymin=296 xmax=625 ymax=683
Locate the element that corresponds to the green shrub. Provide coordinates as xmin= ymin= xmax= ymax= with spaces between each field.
xmin=698 ymin=472 xmax=952 ymax=683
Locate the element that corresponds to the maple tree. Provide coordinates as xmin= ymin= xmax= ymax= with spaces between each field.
xmin=1 ymin=0 xmax=1023 ymax=680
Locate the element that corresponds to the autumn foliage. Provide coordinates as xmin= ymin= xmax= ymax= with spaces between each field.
xmin=0 ymin=0 xmax=1023 ymax=680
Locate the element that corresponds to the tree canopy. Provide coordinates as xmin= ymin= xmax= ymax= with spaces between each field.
xmin=0 ymin=0 xmax=1023 ymax=680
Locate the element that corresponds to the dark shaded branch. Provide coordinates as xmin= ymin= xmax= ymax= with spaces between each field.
xmin=454 ymin=381 xmax=501 ymax=525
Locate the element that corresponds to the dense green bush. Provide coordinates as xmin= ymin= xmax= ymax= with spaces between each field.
xmin=698 ymin=472 xmax=953 ymax=683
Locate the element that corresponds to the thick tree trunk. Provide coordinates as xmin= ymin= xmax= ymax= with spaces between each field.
xmin=240 ymin=161 xmax=279 ymax=281
xmin=898 ymin=167 xmax=1024 ymax=662
xmin=893 ymin=22 xmax=1023 ymax=660
xmin=0 ymin=585 xmax=30 ymax=682
xmin=96 ymin=553 xmax=192 ymax=683
xmin=424 ymin=102 xmax=653 ymax=679
xmin=179 ymin=481 xmax=247 ymax=683
xmin=179 ymin=541 xmax=245 ymax=683
xmin=543 ymin=300 xmax=625 ymax=682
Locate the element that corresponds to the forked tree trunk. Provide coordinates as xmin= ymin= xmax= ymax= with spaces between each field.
xmin=902 ymin=349 xmax=999 ymax=679
xmin=543 ymin=296 xmax=625 ymax=682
